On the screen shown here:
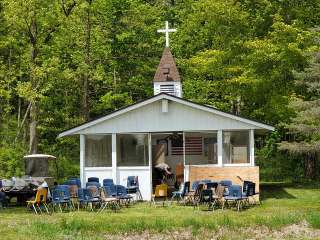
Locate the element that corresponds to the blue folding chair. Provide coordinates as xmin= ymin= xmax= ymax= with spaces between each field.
xmin=115 ymin=185 xmax=132 ymax=206
xmin=52 ymin=186 xmax=72 ymax=212
xmin=127 ymin=176 xmax=142 ymax=201
xmin=88 ymin=177 xmax=99 ymax=183
xmin=85 ymin=186 xmax=101 ymax=211
xmin=224 ymin=185 xmax=248 ymax=211
xmin=86 ymin=181 xmax=101 ymax=188
xmin=191 ymin=181 xmax=200 ymax=191
xmin=171 ymin=181 xmax=190 ymax=202
xmin=220 ymin=180 xmax=232 ymax=196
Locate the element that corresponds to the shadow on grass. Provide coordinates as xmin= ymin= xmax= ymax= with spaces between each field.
xmin=260 ymin=182 xmax=296 ymax=200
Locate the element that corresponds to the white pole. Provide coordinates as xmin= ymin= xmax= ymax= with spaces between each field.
xmin=80 ymin=134 xmax=85 ymax=187
xmin=112 ymin=133 xmax=118 ymax=184
xmin=183 ymin=132 xmax=187 ymax=181
xmin=148 ymin=133 xmax=152 ymax=201
xmin=217 ymin=130 xmax=223 ymax=167
xmin=249 ymin=130 xmax=255 ymax=166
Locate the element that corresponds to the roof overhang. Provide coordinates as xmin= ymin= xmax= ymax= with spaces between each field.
xmin=58 ymin=93 xmax=274 ymax=138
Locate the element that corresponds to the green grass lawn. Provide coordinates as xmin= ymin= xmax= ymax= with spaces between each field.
xmin=0 ymin=184 xmax=320 ymax=240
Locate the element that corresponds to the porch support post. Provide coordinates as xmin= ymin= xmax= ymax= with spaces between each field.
xmin=112 ymin=133 xmax=117 ymax=184
xmin=249 ymin=129 xmax=255 ymax=166
xmin=183 ymin=132 xmax=188 ymax=181
xmin=148 ymin=133 xmax=152 ymax=200
xmin=80 ymin=134 xmax=85 ymax=187
xmin=217 ymin=130 xmax=223 ymax=167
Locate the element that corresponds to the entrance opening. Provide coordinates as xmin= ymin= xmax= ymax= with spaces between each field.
xmin=151 ymin=133 xmax=184 ymax=193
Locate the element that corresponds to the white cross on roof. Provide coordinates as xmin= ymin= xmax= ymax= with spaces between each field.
xmin=157 ymin=21 xmax=177 ymax=47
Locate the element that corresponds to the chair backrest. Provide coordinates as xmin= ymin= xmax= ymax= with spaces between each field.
xmin=155 ymin=184 xmax=168 ymax=197
xmin=215 ymin=184 xmax=225 ymax=198
xmin=52 ymin=188 xmax=62 ymax=202
xmin=56 ymin=185 xmax=71 ymax=199
xmin=103 ymin=178 xmax=114 ymax=187
xmin=69 ymin=178 xmax=81 ymax=187
xmin=200 ymin=189 xmax=212 ymax=203
xmin=86 ymin=182 xmax=101 ymax=188
xmin=191 ymin=181 xmax=200 ymax=191
xmin=68 ymin=185 xmax=78 ymax=198
xmin=115 ymin=185 xmax=128 ymax=196
xmin=100 ymin=187 xmax=110 ymax=199
xmin=77 ymin=188 xmax=85 ymax=201
xmin=35 ymin=188 xmax=47 ymax=203
xmin=243 ymin=181 xmax=255 ymax=196
xmin=88 ymin=177 xmax=99 ymax=183
xmin=206 ymin=182 xmax=218 ymax=190
xmin=127 ymin=176 xmax=139 ymax=188
xmin=220 ymin=180 xmax=232 ymax=187
xmin=229 ymin=185 xmax=242 ymax=198
xmin=65 ymin=179 xmax=77 ymax=186
xmin=87 ymin=185 xmax=100 ymax=198
xmin=183 ymin=181 xmax=190 ymax=196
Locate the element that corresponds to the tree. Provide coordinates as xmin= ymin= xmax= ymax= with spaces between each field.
xmin=279 ymin=51 xmax=320 ymax=179
xmin=3 ymin=0 xmax=76 ymax=153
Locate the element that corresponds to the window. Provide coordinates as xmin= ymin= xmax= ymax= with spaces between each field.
xmin=223 ymin=131 xmax=249 ymax=164
xmin=185 ymin=132 xmax=217 ymax=165
xmin=85 ymin=135 xmax=112 ymax=167
xmin=117 ymin=134 xmax=149 ymax=166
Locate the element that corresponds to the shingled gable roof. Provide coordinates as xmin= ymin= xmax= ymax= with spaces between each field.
xmin=58 ymin=93 xmax=274 ymax=138
xmin=153 ymin=47 xmax=181 ymax=82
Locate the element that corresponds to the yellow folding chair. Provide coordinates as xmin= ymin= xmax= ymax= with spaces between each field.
xmin=151 ymin=184 xmax=168 ymax=206
xmin=26 ymin=188 xmax=49 ymax=214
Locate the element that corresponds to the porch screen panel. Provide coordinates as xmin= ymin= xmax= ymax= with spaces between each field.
xmin=185 ymin=132 xmax=217 ymax=165
xmin=117 ymin=134 xmax=149 ymax=166
xmin=223 ymin=131 xmax=249 ymax=164
xmin=85 ymin=135 xmax=112 ymax=167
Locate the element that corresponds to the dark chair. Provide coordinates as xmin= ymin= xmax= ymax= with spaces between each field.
xmin=127 ymin=176 xmax=142 ymax=201
xmin=103 ymin=178 xmax=114 ymax=187
xmin=224 ymin=185 xmax=248 ymax=211
xmin=115 ymin=185 xmax=132 ymax=206
xmin=88 ymin=177 xmax=99 ymax=183
xmin=198 ymin=189 xmax=214 ymax=210
xmin=52 ymin=186 xmax=72 ymax=212
xmin=191 ymin=180 xmax=200 ymax=191
xmin=220 ymin=180 xmax=232 ymax=196
xmin=86 ymin=181 xmax=101 ymax=188
xmin=69 ymin=178 xmax=81 ymax=187
xmin=206 ymin=182 xmax=218 ymax=190
xmin=85 ymin=186 xmax=101 ymax=211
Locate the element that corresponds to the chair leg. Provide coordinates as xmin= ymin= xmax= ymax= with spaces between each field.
xmin=32 ymin=204 xmax=38 ymax=214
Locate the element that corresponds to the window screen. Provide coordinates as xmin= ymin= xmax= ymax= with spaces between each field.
xmin=117 ymin=134 xmax=149 ymax=166
xmin=223 ymin=131 xmax=249 ymax=164
xmin=85 ymin=135 xmax=112 ymax=167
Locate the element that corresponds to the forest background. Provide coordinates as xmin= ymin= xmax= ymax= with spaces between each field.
xmin=1 ymin=0 xmax=320 ymax=182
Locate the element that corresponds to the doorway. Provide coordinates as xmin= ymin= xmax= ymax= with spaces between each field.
xmin=151 ymin=133 xmax=184 ymax=192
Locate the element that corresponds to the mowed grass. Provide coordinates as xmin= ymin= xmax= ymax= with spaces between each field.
xmin=0 ymin=184 xmax=319 ymax=240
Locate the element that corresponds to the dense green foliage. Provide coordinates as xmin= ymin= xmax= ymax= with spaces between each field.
xmin=0 ymin=0 xmax=319 ymax=180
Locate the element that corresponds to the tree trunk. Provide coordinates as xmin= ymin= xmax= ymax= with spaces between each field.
xmin=304 ymin=153 xmax=316 ymax=180
xmin=82 ymin=1 xmax=92 ymax=121
xmin=29 ymin=18 xmax=38 ymax=154
xmin=29 ymin=103 xmax=38 ymax=154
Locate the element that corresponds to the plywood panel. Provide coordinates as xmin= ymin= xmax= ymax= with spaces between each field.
xmin=189 ymin=166 xmax=259 ymax=194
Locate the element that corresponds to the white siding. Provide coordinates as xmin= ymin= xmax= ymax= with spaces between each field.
xmin=79 ymin=100 xmax=259 ymax=134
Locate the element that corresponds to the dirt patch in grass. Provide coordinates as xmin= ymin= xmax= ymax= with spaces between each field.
xmin=104 ymin=221 xmax=320 ymax=240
